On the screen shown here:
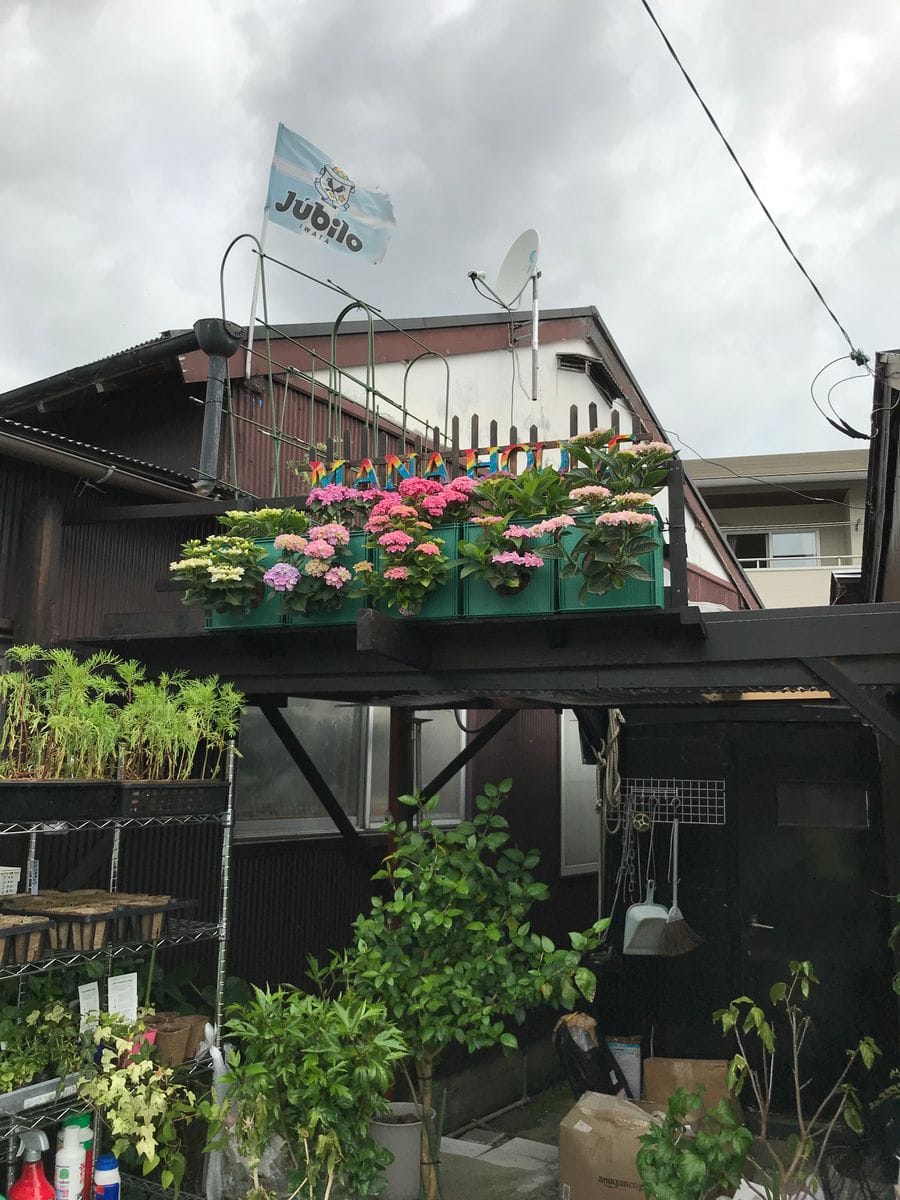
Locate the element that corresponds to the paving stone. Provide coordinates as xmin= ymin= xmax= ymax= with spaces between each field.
xmin=500 ymin=1137 xmax=559 ymax=1163
xmin=441 ymin=1136 xmax=490 ymax=1158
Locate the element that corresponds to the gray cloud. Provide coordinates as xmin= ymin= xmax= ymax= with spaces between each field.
xmin=2 ymin=0 xmax=898 ymax=456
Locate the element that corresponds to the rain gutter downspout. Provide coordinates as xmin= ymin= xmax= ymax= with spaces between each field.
xmin=192 ymin=319 xmax=244 ymax=496
xmin=0 ymin=430 xmax=200 ymax=501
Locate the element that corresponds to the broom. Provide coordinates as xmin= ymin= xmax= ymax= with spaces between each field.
xmin=660 ymin=818 xmax=702 ymax=956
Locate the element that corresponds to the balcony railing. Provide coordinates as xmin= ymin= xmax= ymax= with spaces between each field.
xmin=737 ymin=554 xmax=862 ymax=571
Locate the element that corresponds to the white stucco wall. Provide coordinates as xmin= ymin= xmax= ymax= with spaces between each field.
xmin=327 ymin=333 xmax=737 ymax=588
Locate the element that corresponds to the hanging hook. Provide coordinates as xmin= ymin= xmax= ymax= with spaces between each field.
xmin=401 ymin=352 xmax=451 ymax=448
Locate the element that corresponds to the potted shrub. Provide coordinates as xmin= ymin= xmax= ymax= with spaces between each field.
xmin=458 ymin=514 xmax=573 ymax=615
xmin=361 ymin=479 xmax=473 ymax=618
xmin=204 ymin=985 xmax=407 ymax=1200
xmin=171 ymin=507 xmax=310 ymax=629
xmin=713 ymin=959 xmax=881 ymax=1199
xmin=340 ymin=780 xmax=608 ymax=1200
xmin=264 ymin=523 xmax=369 ymax=626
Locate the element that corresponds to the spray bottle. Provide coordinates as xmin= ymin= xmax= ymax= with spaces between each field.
xmin=53 ymin=1125 xmax=83 ymax=1200
xmin=56 ymin=1115 xmax=91 ymax=1200
xmin=8 ymin=1132 xmax=54 ymax=1200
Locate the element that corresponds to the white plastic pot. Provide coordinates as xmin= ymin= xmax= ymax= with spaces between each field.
xmin=371 ymin=1101 xmax=434 ymax=1200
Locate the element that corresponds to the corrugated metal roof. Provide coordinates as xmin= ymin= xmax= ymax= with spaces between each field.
xmin=684 ymin=449 xmax=868 ymax=482
xmin=0 ymin=418 xmax=195 ymax=484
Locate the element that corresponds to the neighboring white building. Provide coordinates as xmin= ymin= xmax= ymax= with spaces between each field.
xmin=685 ymin=449 xmax=868 ymax=607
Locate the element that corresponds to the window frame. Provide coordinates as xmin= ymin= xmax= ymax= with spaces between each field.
xmin=235 ymin=703 xmax=468 ymax=842
xmin=559 ymin=709 xmax=601 ymax=877
xmin=726 ymin=527 xmax=820 ymax=570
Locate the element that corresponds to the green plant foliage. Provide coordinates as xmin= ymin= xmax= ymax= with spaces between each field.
xmin=472 ymin=466 xmax=572 ymax=517
xmin=713 ymin=960 xmax=881 ymax=1198
xmin=637 ymin=1087 xmax=753 ymax=1200
xmin=564 ymin=438 xmax=675 ymax=493
xmin=0 ymin=647 xmax=243 ymax=781
xmin=170 ymin=535 xmax=268 ymax=614
xmin=339 ymin=780 xmax=607 ymax=1198
xmin=204 ymin=986 xmax=407 ymax=1200
xmin=217 ymin=508 xmax=310 ymax=538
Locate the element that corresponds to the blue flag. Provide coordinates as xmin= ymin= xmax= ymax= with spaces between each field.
xmin=265 ymin=124 xmax=395 ymax=264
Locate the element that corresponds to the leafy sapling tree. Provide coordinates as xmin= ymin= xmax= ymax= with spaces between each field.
xmin=342 ymin=780 xmax=608 ymax=1200
xmin=714 ymin=960 xmax=881 ymax=1199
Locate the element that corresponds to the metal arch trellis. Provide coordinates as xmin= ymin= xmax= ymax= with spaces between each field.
xmin=329 ymin=301 xmax=378 ymax=451
xmin=402 ymin=351 xmax=451 ymax=447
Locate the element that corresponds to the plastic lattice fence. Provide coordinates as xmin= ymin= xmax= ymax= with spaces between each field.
xmin=621 ymin=777 xmax=726 ymax=825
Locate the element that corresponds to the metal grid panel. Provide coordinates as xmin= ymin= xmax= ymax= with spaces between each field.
xmin=621 ymin=777 xmax=726 ymax=825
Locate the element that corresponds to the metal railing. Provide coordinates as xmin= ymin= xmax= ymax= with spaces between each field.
xmin=737 ymin=554 xmax=862 ymax=571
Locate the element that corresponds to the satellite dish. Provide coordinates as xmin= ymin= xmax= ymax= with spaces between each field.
xmin=494 ymin=229 xmax=540 ymax=308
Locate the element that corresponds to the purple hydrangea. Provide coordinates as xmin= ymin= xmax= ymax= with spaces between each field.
xmin=263 ymin=562 xmax=300 ymax=592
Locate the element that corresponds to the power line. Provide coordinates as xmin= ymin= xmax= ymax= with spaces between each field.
xmin=638 ymin=0 xmax=869 ymax=370
xmin=668 ymin=427 xmax=869 ymax=513
xmin=808 ymin=356 xmax=869 ymax=440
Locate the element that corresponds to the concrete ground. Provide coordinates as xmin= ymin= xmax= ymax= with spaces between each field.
xmin=438 ymin=1081 xmax=574 ymax=1200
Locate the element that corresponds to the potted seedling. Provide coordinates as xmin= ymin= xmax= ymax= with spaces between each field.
xmin=713 ymin=959 xmax=881 ymax=1200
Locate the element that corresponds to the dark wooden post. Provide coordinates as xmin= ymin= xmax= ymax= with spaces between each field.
xmin=18 ymin=495 xmax=64 ymax=643
xmin=388 ymin=709 xmax=415 ymax=819
xmin=667 ymin=457 xmax=689 ymax=609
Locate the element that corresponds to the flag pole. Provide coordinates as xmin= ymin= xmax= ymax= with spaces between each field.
xmin=244 ymin=209 xmax=270 ymax=380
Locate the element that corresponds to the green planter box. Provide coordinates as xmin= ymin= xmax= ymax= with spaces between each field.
xmin=557 ymin=520 xmax=664 ymax=612
xmin=207 ymin=538 xmax=285 ymax=630
xmin=461 ymin=521 xmax=555 ymax=617
xmin=288 ymin=531 xmax=370 ymax=627
xmin=375 ymin=524 xmax=460 ymax=620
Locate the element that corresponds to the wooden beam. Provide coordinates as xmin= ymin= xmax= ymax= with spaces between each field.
xmin=356 ymin=609 xmax=431 ymax=668
xmin=420 ymin=709 xmax=517 ymax=798
xmin=800 ymin=658 xmax=900 ymax=748
xmin=259 ymin=702 xmax=361 ymax=842
xmin=667 ymin=458 xmax=689 ymax=609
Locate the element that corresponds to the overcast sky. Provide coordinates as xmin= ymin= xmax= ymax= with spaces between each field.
xmin=2 ymin=0 xmax=897 ymax=457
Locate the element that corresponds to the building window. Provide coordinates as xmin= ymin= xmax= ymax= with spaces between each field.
xmin=560 ymin=709 xmax=600 ymax=876
xmin=727 ymin=529 xmax=819 ymax=569
xmin=236 ymin=702 xmax=468 ymax=840
xmin=776 ymin=781 xmax=869 ymax=829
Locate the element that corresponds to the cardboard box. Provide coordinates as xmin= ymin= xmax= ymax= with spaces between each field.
xmin=558 ymin=1091 xmax=663 ymax=1200
xmin=643 ymin=1057 xmax=738 ymax=1118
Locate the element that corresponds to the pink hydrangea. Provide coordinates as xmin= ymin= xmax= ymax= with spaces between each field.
xmin=305 ymin=538 xmax=336 ymax=559
xmin=306 ymin=484 xmax=356 ymax=507
xmin=385 ymin=503 xmax=419 ymax=520
xmin=263 ymin=562 xmax=300 ymax=592
xmin=309 ymin=523 xmax=350 ymax=547
xmin=384 ymin=566 xmax=409 ymax=581
xmin=399 ymin=476 xmax=443 ymax=498
xmin=378 ymin=530 xmax=415 ymax=553
xmin=365 ymin=514 xmax=392 ymax=533
xmin=324 ymin=566 xmax=352 ymax=589
xmin=370 ymin=496 xmax=404 ymax=518
xmin=448 ymin=475 xmax=475 ymax=492
xmin=416 ymin=542 xmax=441 ymax=556
xmin=304 ymin=558 xmax=330 ymax=576
xmin=422 ymin=497 xmax=449 ymax=516
xmin=471 ymin=515 xmax=505 ymax=526
xmin=507 ymin=516 xmax=575 ymax=539
xmin=491 ymin=550 xmax=540 ymax=567
xmin=632 ymin=441 xmax=674 ymax=454
xmin=596 ymin=510 xmax=657 ymax=527
xmin=273 ymin=533 xmax=308 ymax=552
xmin=569 ymin=485 xmax=612 ymax=501
xmin=506 ymin=524 xmax=534 ymax=539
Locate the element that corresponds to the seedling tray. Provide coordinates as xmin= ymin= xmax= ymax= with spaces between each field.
xmin=115 ymin=896 xmax=196 ymax=942
xmin=0 ymin=1072 xmax=79 ymax=1114
xmin=0 ymin=914 xmax=51 ymax=965
xmin=2 ymin=894 xmax=117 ymax=952
xmin=0 ymin=780 xmax=120 ymax=822
xmin=119 ymin=781 xmax=229 ymax=816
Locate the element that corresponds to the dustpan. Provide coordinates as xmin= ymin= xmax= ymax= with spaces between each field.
xmin=623 ymin=880 xmax=668 ymax=956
